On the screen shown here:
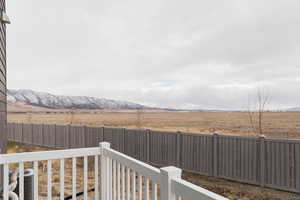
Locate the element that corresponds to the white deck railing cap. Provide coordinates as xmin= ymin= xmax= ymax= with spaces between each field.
xmin=160 ymin=166 xmax=182 ymax=177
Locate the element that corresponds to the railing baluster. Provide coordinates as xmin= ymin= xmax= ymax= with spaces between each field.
xmin=72 ymin=157 xmax=77 ymax=199
xmin=132 ymin=171 xmax=136 ymax=200
xmin=109 ymin=158 xmax=113 ymax=200
xmin=113 ymin=160 xmax=116 ymax=200
xmin=126 ymin=168 xmax=130 ymax=200
xmin=47 ymin=160 xmax=52 ymax=200
xmin=33 ymin=161 xmax=39 ymax=200
xmin=122 ymin=165 xmax=125 ymax=200
xmin=95 ymin=155 xmax=99 ymax=200
xmin=60 ymin=159 xmax=65 ymax=200
xmin=132 ymin=170 xmax=136 ymax=200
xmin=117 ymin=162 xmax=121 ymax=200
xmin=144 ymin=178 xmax=149 ymax=200
xmin=19 ymin=162 xmax=24 ymax=200
xmin=84 ymin=156 xmax=88 ymax=200
xmin=138 ymin=174 xmax=142 ymax=200
xmin=152 ymin=182 xmax=157 ymax=200
xmin=3 ymin=164 xmax=9 ymax=200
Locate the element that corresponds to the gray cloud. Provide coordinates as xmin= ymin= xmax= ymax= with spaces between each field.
xmin=6 ymin=0 xmax=300 ymax=109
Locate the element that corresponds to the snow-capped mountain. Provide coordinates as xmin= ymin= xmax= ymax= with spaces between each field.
xmin=7 ymin=89 xmax=149 ymax=110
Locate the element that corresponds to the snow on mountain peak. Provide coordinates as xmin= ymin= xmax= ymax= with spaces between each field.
xmin=7 ymin=89 xmax=148 ymax=110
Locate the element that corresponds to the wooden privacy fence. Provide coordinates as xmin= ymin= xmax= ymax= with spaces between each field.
xmin=5 ymin=122 xmax=300 ymax=194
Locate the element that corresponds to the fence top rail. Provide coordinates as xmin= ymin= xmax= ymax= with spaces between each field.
xmin=103 ymin=147 xmax=162 ymax=184
xmin=171 ymin=178 xmax=229 ymax=200
xmin=265 ymin=138 xmax=300 ymax=143
xmin=0 ymin=147 xmax=100 ymax=164
xmin=8 ymin=122 xmax=300 ymax=142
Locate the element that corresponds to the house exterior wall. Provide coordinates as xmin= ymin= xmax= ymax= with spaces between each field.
xmin=0 ymin=0 xmax=7 ymax=154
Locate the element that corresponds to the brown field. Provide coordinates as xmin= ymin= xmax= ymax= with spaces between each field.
xmin=8 ymin=110 xmax=300 ymax=138
xmin=6 ymin=109 xmax=300 ymax=199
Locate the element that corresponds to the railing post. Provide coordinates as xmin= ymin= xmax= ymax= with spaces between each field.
xmin=100 ymin=142 xmax=111 ymax=200
xmin=160 ymin=166 xmax=182 ymax=200
xmin=146 ymin=129 xmax=150 ymax=163
xmin=176 ymin=131 xmax=182 ymax=167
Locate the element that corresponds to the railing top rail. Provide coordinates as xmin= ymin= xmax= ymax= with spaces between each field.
xmin=0 ymin=147 xmax=100 ymax=164
xmin=103 ymin=147 xmax=162 ymax=184
xmin=171 ymin=178 xmax=229 ymax=200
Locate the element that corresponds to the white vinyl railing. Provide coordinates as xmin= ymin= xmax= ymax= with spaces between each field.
xmin=1 ymin=142 xmax=228 ymax=200
xmin=0 ymin=147 xmax=100 ymax=200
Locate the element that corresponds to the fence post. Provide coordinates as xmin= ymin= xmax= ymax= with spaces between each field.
xmin=122 ymin=128 xmax=126 ymax=153
xmin=31 ymin=123 xmax=34 ymax=144
xmin=213 ymin=133 xmax=219 ymax=177
xmin=83 ymin=125 xmax=87 ymax=148
xmin=42 ymin=123 xmax=45 ymax=146
xmin=54 ymin=124 xmax=57 ymax=148
xmin=176 ymin=131 xmax=182 ymax=167
xmin=160 ymin=166 xmax=182 ymax=200
xmin=102 ymin=127 xmax=105 ymax=142
xmin=100 ymin=142 xmax=111 ymax=200
xmin=146 ymin=129 xmax=150 ymax=163
xmin=259 ymin=136 xmax=266 ymax=187
xmin=21 ymin=122 xmax=24 ymax=143
xmin=68 ymin=124 xmax=71 ymax=149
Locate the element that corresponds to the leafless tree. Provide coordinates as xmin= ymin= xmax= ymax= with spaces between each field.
xmin=247 ymin=88 xmax=270 ymax=136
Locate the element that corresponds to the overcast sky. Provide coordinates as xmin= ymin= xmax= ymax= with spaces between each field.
xmin=6 ymin=0 xmax=300 ymax=110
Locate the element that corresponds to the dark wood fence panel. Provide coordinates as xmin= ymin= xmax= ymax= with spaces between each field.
xmin=69 ymin=126 xmax=85 ymax=148
xmin=264 ymin=140 xmax=300 ymax=192
xmin=7 ymin=122 xmax=14 ymax=141
xmin=5 ymin=123 xmax=300 ymax=194
xmin=55 ymin=125 xmax=70 ymax=148
xmin=149 ymin=131 xmax=178 ymax=167
xmin=22 ymin=124 xmax=33 ymax=144
xmin=32 ymin=124 xmax=43 ymax=146
xmin=43 ymin=124 xmax=56 ymax=147
xmin=124 ymin=129 xmax=148 ymax=162
xmin=181 ymin=134 xmax=214 ymax=176
xmin=85 ymin=126 xmax=103 ymax=147
xmin=103 ymin=127 xmax=124 ymax=152
xmin=295 ymin=143 xmax=300 ymax=191
xmin=217 ymin=136 xmax=260 ymax=185
xmin=13 ymin=123 xmax=23 ymax=143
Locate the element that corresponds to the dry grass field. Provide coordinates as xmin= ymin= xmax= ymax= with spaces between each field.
xmin=7 ymin=110 xmax=300 ymax=138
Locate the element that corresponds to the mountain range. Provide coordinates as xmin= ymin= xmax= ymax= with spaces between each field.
xmin=6 ymin=89 xmax=300 ymax=112
xmin=7 ymin=89 xmax=149 ymax=110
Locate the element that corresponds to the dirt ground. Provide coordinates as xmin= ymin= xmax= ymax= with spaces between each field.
xmin=6 ymin=142 xmax=300 ymax=200
xmin=8 ymin=111 xmax=300 ymax=138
